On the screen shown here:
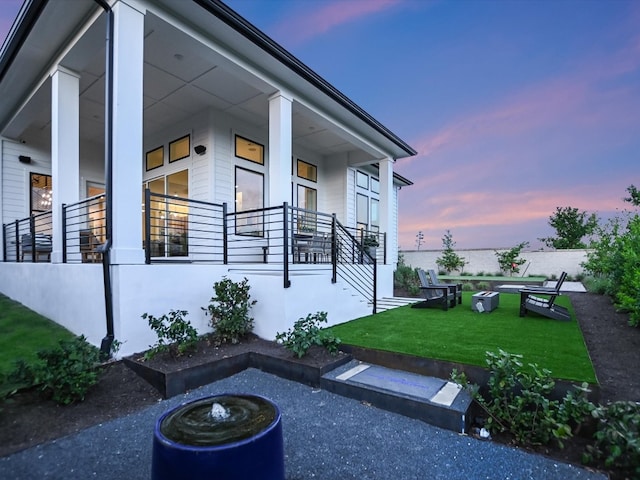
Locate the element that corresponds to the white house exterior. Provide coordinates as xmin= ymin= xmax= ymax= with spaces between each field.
xmin=0 ymin=0 xmax=416 ymax=357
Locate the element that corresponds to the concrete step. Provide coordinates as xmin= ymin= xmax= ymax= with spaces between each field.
xmin=321 ymin=359 xmax=473 ymax=434
xmin=374 ymin=296 xmax=418 ymax=312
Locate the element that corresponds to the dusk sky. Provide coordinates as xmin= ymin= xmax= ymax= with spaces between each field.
xmin=2 ymin=0 xmax=639 ymax=250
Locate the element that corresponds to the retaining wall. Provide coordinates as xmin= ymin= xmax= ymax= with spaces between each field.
xmin=401 ymin=249 xmax=591 ymax=278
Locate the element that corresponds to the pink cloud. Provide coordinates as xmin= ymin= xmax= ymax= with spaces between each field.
xmin=273 ymin=0 xmax=404 ymax=46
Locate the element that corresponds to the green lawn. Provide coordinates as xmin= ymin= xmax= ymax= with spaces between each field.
xmin=0 ymin=294 xmax=74 ymax=376
xmin=328 ymin=292 xmax=597 ymax=384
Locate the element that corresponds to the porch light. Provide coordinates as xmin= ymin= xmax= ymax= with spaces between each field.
xmin=194 ymin=145 xmax=206 ymax=155
xmin=19 ymin=155 xmax=31 ymax=164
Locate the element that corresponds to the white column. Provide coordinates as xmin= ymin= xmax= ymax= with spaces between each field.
xmin=110 ymin=1 xmax=145 ymax=264
xmin=378 ymin=157 xmax=394 ymax=265
xmin=268 ymin=91 xmax=293 ymax=206
xmin=51 ymin=66 xmax=80 ymax=263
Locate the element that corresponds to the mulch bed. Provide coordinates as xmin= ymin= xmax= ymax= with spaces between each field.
xmin=1 ymin=290 xmax=639 ymax=479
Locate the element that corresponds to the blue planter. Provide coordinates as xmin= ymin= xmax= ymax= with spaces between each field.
xmin=152 ymin=394 xmax=284 ymax=480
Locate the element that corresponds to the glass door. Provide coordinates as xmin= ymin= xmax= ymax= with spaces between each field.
xmin=143 ymin=169 xmax=189 ymax=257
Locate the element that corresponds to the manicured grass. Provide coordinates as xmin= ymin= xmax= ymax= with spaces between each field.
xmin=0 ymin=294 xmax=74 ymax=376
xmin=328 ymin=292 xmax=597 ymax=384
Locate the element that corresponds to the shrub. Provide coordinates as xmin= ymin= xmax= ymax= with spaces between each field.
xmin=494 ymin=242 xmax=529 ymax=276
xmin=452 ymin=349 xmax=594 ymax=447
xmin=203 ymin=277 xmax=256 ymax=344
xmin=8 ymin=336 xmax=102 ymax=405
xmin=394 ymin=253 xmax=420 ymax=296
xmin=476 ymin=281 xmax=491 ymax=291
xmin=275 ymin=312 xmax=341 ymax=358
xmin=142 ymin=309 xmax=198 ymax=359
xmin=583 ymin=401 xmax=640 ymax=476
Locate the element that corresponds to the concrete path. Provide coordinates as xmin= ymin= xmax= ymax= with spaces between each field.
xmin=0 ymin=368 xmax=605 ymax=480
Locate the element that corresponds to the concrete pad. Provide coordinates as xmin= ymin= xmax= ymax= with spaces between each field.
xmin=496 ymin=281 xmax=586 ymax=293
xmin=347 ymin=365 xmax=446 ymax=401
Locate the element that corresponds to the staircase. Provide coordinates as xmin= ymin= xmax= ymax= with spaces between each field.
xmin=373 ymin=296 xmax=418 ymax=312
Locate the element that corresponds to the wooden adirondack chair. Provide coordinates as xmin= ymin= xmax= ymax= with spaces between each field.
xmin=411 ymin=268 xmax=455 ymax=310
xmin=519 ymin=272 xmax=571 ymax=321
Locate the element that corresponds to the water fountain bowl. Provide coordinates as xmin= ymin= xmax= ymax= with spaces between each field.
xmin=151 ymin=394 xmax=284 ymax=480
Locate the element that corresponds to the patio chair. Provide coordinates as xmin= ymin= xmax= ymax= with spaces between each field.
xmin=21 ymin=233 xmax=52 ymax=262
xmin=411 ymin=268 xmax=455 ymax=310
xmin=427 ymin=269 xmax=463 ymax=305
xmin=80 ymin=229 xmax=102 ymax=263
xmin=519 ymin=272 xmax=570 ymax=321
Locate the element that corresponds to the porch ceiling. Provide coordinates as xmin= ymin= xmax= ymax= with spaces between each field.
xmin=1 ymin=2 xmax=377 ymax=161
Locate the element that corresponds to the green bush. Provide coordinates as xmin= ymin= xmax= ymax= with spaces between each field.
xmin=203 ymin=277 xmax=256 ymax=344
xmin=394 ymin=253 xmax=420 ymax=296
xmin=276 ymin=312 xmax=341 ymax=358
xmin=476 ymin=281 xmax=491 ymax=291
xmin=452 ymin=349 xmax=594 ymax=447
xmin=583 ymin=401 xmax=640 ymax=476
xmin=8 ymin=336 xmax=102 ymax=405
xmin=142 ymin=309 xmax=198 ymax=359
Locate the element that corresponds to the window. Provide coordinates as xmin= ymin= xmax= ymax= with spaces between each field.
xmin=87 ymin=183 xmax=106 ymax=243
xmin=235 ymin=135 xmax=264 ymax=165
xmin=297 ymin=185 xmax=317 ymax=232
xmin=371 ymin=177 xmax=379 ymax=194
xmin=297 ymin=159 xmax=317 ymax=182
xmin=146 ymin=146 xmax=164 ymax=171
xmin=356 ymin=193 xmax=368 ymax=232
xmin=30 ymin=173 xmax=52 ymax=214
xmin=356 ymin=170 xmax=368 ymax=189
xmin=169 ymin=135 xmax=190 ymax=163
xmin=370 ymin=198 xmax=379 ymax=232
xmin=235 ymin=167 xmax=264 ymax=236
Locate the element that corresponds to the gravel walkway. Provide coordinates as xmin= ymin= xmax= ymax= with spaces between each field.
xmin=0 ymin=368 xmax=605 ymax=480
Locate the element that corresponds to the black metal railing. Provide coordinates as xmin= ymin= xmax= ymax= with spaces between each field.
xmin=334 ymin=219 xmax=377 ymax=313
xmin=6 ymin=194 xmax=380 ymax=311
xmin=144 ymin=190 xmax=226 ymax=264
xmin=62 ymin=194 xmax=106 ymax=263
xmin=2 ymin=211 xmax=53 ymax=263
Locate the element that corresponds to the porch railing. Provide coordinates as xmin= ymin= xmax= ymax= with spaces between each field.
xmin=8 ymin=193 xmax=380 ymax=312
xmin=2 ymin=211 xmax=53 ymax=263
xmin=62 ymin=194 xmax=106 ymax=263
xmin=144 ymin=190 xmax=226 ymax=264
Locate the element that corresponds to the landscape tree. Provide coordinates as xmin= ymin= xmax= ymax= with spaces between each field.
xmin=539 ymin=206 xmax=598 ymax=249
xmin=624 ymin=184 xmax=640 ymax=207
xmin=495 ymin=242 xmax=529 ymax=276
xmin=435 ymin=230 xmax=466 ymax=273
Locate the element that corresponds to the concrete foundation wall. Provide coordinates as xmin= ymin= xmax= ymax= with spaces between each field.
xmin=401 ymin=249 xmax=591 ymax=278
xmin=0 ymin=262 xmax=381 ymax=358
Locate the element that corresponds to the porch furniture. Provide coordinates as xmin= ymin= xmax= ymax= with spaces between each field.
xmin=293 ymin=233 xmax=329 ymax=263
xmin=80 ymin=229 xmax=102 ymax=263
xmin=21 ymin=233 xmax=52 ymax=262
xmin=519 ymin=272 xmax=570 ymax=321
xmin=471 ymin=291 xmax=499 ymax=313
xmin=412 ymin=268 xmax=455 ymax=310
xmin=427 ymin=269 xmax=463 ymax=305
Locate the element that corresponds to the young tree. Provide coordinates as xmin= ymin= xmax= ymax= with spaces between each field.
xmin=495 ymin=242 xmax=529 ymax=276
xmin=539 ymin=207 xmax=598 ymax=249
xmin=624 ymin=184 xmax=640 ymax=207
xmin=435 ymin=230 xmax=466 ymax=273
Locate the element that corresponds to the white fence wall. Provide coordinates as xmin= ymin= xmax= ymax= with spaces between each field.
xmin=401 ymin=249 xmax=591 ymax=278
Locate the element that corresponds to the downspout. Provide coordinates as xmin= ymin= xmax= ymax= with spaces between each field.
xmin=93 ymin=0 xmax=115 ymax=357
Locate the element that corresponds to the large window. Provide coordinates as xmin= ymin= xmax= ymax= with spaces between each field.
xmin=30 ymin=173 xmax=52 ymax=214
xmin=169 ymin=135 xmax=190 ymax=163
xmin=235 ymin=167 xmax=264 ymax=236
xmin=297 ymin=159 xmax=317 ymax=182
